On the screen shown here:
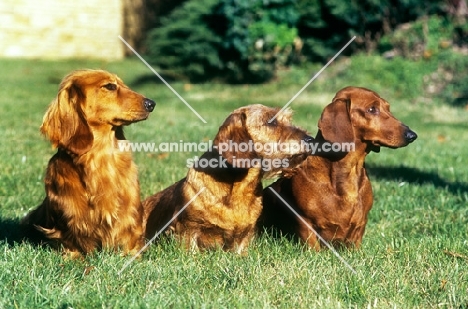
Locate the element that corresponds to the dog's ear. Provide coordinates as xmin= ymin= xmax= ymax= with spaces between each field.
xmin=40 ymin=76 xmax=93 ymax=155
xmin=213 ymin=110 xmax=257 ymax=166
xmin=318 ymin=98 xmax=354 ymax=143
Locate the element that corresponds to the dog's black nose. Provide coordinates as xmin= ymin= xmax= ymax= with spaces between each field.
xmin=405 ymin=129 xmax=417 ymax=143
xmin=144 ymin=98 xmax=156 ymax=112
xmin=303 ymin=135 xmax=315 ymax=144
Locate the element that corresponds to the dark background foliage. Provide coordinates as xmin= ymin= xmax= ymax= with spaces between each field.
xmin=144 ymin=0 xmax=468 ymax=99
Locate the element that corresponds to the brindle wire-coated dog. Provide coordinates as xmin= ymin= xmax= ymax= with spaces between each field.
xmin=261 ymin=86 xmax=417 ymax=249
xmin=143 ymin=104 xmax=314 ymax=254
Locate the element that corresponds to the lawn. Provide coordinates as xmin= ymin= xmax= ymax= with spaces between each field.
xmin=0 ymin=56 xmax=467 ymax=308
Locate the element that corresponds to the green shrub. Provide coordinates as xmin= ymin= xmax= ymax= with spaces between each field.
xmin=297 ymin=0 xmax=446 ymax=61
xmin=144 ymin=0 xmax=450 ymax=82
xmin=145 ymin=0 xmax=223 ymax=82
xmin=145 ymin=0 xmax=301 ymax=82
xmin=215 ymin=0 xmax=301 ymax=82
xmin=379 ymin=16 xmax=455 ymax=59
xmin=377 ymin=14 xmax=468 ymax=107
xmin=429 ymin=51 xmax=468 ymax=107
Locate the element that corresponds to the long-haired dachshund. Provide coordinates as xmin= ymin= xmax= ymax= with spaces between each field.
xmin=143 ymin=104 xmax=313 ymax=254
xmin=21 ymin=69 xmax=155 ymax=256
xmin=261 ymin=86 xmax=417 ymax=249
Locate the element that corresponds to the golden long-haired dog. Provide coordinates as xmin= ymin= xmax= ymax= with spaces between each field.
xmin=21 ymin=69 xmax=156 ymax=256
xmin=261 ymin=87 xmax=417 ymax=249
xmin=143 ymin=104 xmax=314 ymax=254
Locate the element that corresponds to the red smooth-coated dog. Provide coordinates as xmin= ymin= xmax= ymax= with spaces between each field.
xmin=261 ymin=86 xmax=417 ymax=249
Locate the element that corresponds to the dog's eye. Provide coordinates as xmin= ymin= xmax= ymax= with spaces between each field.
xmin=268 ymin=119 xmax=278 ymax=126
xmin=367 ymin=106 xmax=379 ymax=114
xmin=103 ymin=83 xmax=117 ymax=91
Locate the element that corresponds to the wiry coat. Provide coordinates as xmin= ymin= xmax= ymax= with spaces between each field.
xmin=144 ymin=104 xmax=313 ymax=253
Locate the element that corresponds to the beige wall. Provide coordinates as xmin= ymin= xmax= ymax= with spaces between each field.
xmin=0 ymin=0 xmax=125 ymax=59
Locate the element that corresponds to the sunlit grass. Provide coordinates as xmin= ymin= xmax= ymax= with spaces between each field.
xmin=0 ymin=58 xmax=467 ymax=308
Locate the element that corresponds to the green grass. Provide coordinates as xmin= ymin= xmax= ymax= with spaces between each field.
xmin=1 ymin=56 xmax=468 ymax=308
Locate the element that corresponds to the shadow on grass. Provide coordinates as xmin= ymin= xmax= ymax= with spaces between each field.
xmin=366 ymin=164 xmax=468 ymax=195
xmin=0 ymin=217 xmax=23 ymax=245
xmin=1 ymin=216 xmax=55 ymax=250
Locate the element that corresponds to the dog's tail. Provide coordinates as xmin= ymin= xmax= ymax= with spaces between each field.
xmin=20 ymin=202 xmax=62 ymax=245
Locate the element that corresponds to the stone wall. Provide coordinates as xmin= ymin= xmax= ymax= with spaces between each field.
xmin=0 ymin=0 xmax=125 ymax=59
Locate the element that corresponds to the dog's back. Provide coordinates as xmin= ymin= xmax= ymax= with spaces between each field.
xmin=144 ymin=179 xmax=186 ymax=240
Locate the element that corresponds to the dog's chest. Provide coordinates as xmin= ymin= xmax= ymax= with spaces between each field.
xmin=198 ymin=188 xmax=261 ymax=227
xmin=81 ymin=151 xmax=139 ymax=224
